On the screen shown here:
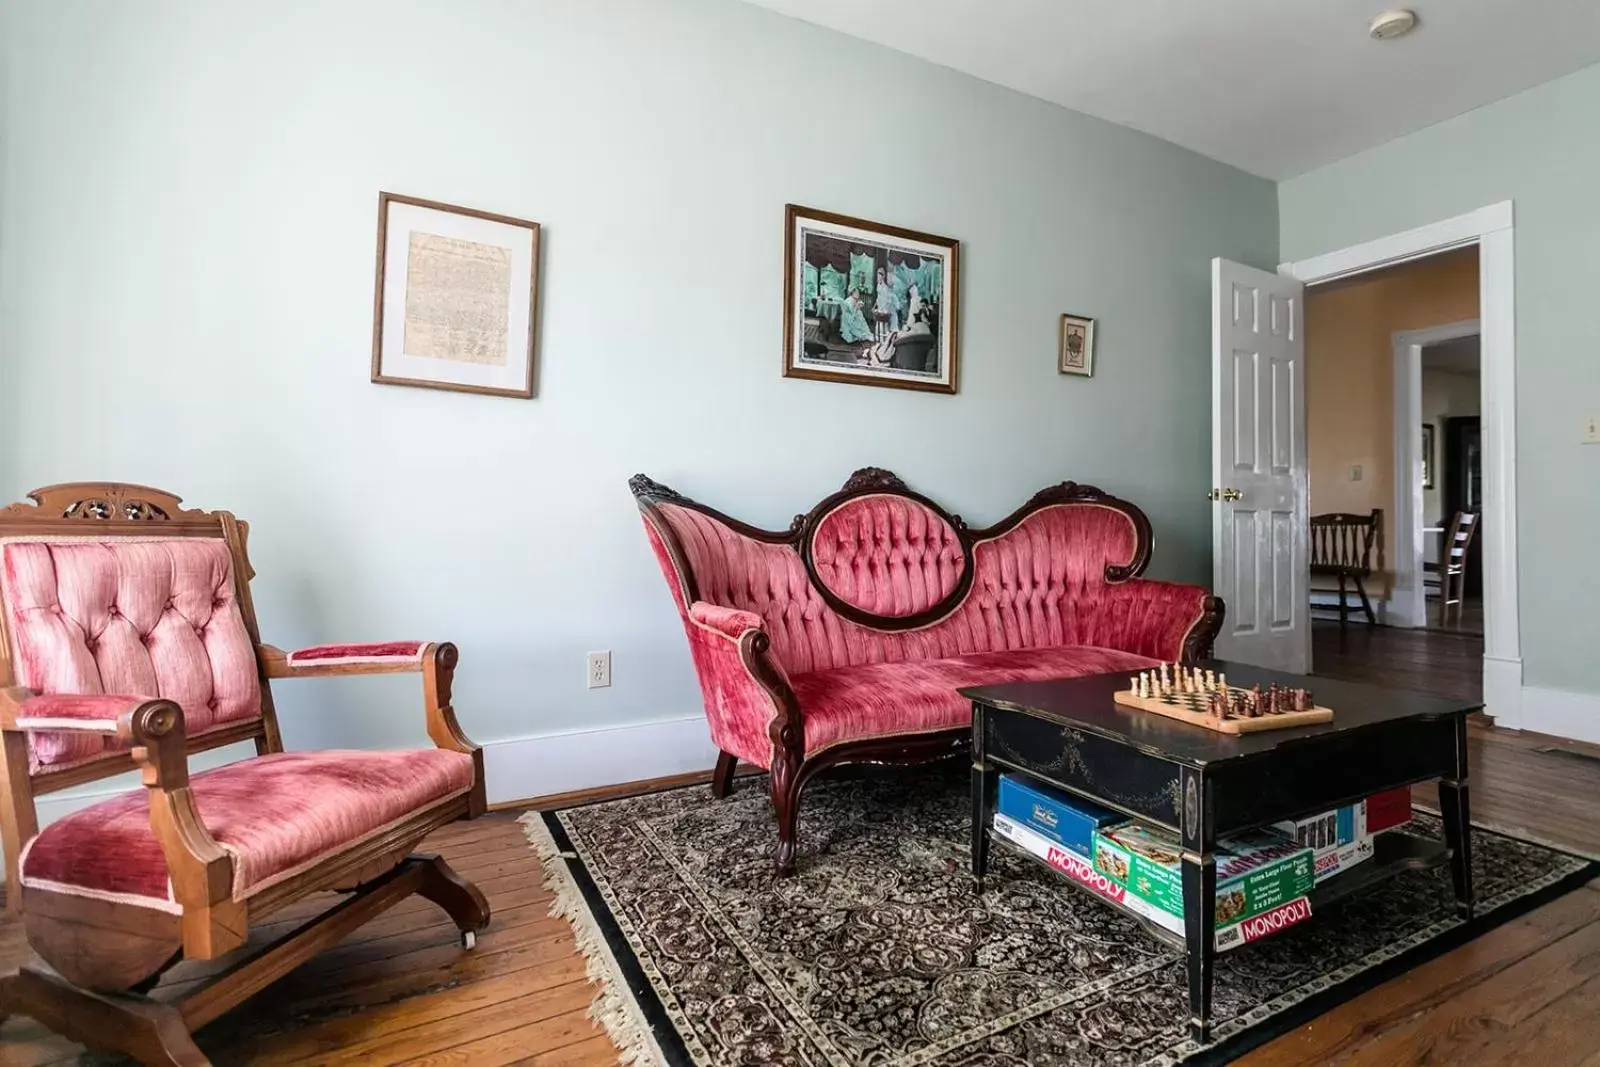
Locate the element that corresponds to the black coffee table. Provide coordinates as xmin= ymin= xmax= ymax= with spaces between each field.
xmin=965 ymin=661 xmax=1480 ymax=1043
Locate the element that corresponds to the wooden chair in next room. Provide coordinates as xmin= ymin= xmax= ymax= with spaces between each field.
xmin=1309 ymin=509 xmax=1382 ymax=628
xmin=0 ymin=482 xmax=489 ymax=1065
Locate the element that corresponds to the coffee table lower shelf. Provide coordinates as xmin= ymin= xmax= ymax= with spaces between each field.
xmin=988 ymin=827 xmax=1449 ymax=953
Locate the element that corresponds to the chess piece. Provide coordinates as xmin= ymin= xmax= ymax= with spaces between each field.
xmin=1205 ymin=669 xmax=1215 ymax=691
xmin=1218 ymin=673 xmax=1228 ymax=692
xmin=1249 ymin=684 xmax=1263 ymax=717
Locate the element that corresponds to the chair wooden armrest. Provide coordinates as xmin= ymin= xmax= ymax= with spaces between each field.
xmin=257 ymin=642 xmax=483 ymax=805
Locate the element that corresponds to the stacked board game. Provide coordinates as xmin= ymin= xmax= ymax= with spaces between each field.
xmin=1113 ymin=663 xmax=1334 ymax=734
xmin=1274 ymin=801 xmax=1373 ymax=884
xmin=992 ymin=813 xmax=1314 ymax=952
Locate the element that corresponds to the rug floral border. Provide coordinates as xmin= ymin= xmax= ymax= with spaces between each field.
xmin=527 ymin=785 xmax=1600 ymax=1067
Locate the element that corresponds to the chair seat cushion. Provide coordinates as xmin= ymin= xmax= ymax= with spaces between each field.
xmin=20 ymin=748 xmax=474 ymax=912
xmin=790 ymin=645 xmax=1159 ymax=757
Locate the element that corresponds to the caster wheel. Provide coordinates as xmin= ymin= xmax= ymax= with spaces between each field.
xmin=461 ymin=930 xmax=477 ymax=950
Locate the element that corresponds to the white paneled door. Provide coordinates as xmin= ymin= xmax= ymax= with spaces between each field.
xmin=1211 ymin=259 xmax=1309 ymax=673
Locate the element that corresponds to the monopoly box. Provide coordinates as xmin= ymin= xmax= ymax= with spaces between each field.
xmin=1273 ymin=801 xmax=1374 ymax=884
xmin=993 ymin=814 xmax=1313 ymax=952
xmin=1092 ymin=822 xmax=1315 ymax=927
xmin=996 ymin=773 xmax=1120 ymax=858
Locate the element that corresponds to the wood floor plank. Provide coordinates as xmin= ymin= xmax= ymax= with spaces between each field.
xmin=243 ymin=971 xmax=593 ymax=1066
xmin=1463 ymin=973 xmax=1600 ymax=1067
xmin=512 ymin=1032 xmax=622 ymax=1067
xmin=1235 ymin=886 xmax=1600 ymax=1065
xmin=1319 ymin=920 xmax=1600 ymax=1066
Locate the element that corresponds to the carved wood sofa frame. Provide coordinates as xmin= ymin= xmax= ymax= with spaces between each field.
xmin=0 ymin=483 xmax=489 ymax=1066
xmin=633 ymin=467 xmax=1225 ymax=875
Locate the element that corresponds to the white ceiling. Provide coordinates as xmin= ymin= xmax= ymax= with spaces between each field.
xmin=741 ymin=0 xmax=1600 ymax=179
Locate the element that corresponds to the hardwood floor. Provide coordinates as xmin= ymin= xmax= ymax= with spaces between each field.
xmin=3 ymin=626 xmax=1597 ymax=1065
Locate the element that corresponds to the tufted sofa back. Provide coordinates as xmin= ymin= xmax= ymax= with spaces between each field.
xmin=637 ymin=471 xmax=1157 ymax=677
xmin=0 ymin=538 xmax=262 ymax=772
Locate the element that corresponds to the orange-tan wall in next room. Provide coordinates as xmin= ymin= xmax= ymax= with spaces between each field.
xmin=1305 ymin=247 xmax=1479 ymax=588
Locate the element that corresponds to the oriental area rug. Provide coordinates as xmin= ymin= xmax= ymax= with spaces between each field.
xmin=522 ymin=765 xmax=1598 ymax=1067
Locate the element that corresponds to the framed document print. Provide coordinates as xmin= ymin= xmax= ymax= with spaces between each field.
xmin=782 ymin=204 xmax=960 ymax=394
xmin=371 ymin=192 xmax=541 ymax=399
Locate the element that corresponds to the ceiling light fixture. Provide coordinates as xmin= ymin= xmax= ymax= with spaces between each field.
xmin=1369 ymin=9 xmax=1419 ymax=40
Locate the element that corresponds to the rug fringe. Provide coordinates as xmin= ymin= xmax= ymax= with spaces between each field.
xmin=520 ymin=812 xmax=667 ymax=1067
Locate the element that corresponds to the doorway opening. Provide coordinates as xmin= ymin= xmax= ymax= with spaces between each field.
xmin=1300 ymin=250 xmax=1483 ymax=698
xmin=1278 ymin=202 xmax=1517 ymax=719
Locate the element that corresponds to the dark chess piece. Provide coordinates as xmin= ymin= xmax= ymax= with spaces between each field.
xmin=1292 ymin=688 xmax=1310 ymax=712
xmin=1249 ymin=684 xmax=1264 ymax=717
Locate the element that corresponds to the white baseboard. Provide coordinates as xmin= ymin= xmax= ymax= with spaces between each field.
xmin=1520 ymin=685 xmax=1600 ymax=745
xmin=481 ymin=714 xmax=720 ymax=805
xmin=1484 ymin=656 xmax=1524 ymax=729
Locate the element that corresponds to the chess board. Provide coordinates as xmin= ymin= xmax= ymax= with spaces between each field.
xmin=1113 ymin=687 xmax=1334 ymax=734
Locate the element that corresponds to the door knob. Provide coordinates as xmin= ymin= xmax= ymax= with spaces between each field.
xmin=1208 ymin=488 xmax=1243 ymax=502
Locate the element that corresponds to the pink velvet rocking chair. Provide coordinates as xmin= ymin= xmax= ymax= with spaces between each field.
xmin=0 ymin=483 xmax=490 ymax=1065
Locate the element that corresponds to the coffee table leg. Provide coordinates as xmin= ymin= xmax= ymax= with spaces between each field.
xmin=971 ymin=703 xmax=994 ymax=893
xmin=1439 ymin=777 xmax=1474 ymax=918
xmin=1182 ymin=851 xmax=1217 ymax=1043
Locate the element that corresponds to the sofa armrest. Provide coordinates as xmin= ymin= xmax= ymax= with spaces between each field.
xmin=688 ymin=602 xmax=765 ymax=641
xmin=679 ymin=602 xmax=798 ymax=771
xmin=1104 ymin=580 xmax=1225 ymax=663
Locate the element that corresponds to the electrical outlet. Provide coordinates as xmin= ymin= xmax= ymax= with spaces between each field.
xmin=1584 ymin=416 xmax=1600 ymax=444
xmin=1349 ymin=464 xmax=1364 ymax=482
xmin=586 ymin=650 xmax=611 ymax=689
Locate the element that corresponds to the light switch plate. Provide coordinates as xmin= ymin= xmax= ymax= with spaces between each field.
xmin=1584 ymin=416 xmax=1600 ymax=445
xmin=1349 ymin=464 xmax=1364 ymax=482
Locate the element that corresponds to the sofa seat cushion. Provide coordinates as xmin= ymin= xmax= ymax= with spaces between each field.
xmin=791 ymin=645 xmax=1159 ymax=757
xmin=19 ymin=749 xmax=474 ymax=912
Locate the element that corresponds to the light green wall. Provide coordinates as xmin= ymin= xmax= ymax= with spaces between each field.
xmin=0 ymin=0 xmax=1276 ymax=783
xmin=1281 ymin=61 xmax=1600 ymax=697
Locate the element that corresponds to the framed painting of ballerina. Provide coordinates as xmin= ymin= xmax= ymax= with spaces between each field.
xmin=782 ymin=204 xmax=960 ymax=394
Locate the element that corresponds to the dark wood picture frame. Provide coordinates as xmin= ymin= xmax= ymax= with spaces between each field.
xmin=371 ymin=192 xmax=541 ymax=400
xmin=1421 ymin=422 xmax=1436 ymax=489
xmin=1058 ymin=313 xmax=1096 ymax=377
xmin=782 ymin=204 xmax=961 ymax=395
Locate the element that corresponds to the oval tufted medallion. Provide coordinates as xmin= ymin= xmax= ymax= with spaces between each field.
xmin=804 ymin=494 xmax=971 ymax=627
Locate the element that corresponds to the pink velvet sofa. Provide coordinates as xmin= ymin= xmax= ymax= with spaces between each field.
xmin=632 ymin=467 xmax=1223 ymax=873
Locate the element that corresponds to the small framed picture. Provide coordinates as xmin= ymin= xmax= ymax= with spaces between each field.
xmin=371 ymin=192 xmax=540 ymax=399
xmin=783 ymin=204 xmax=960 ymax=394
xmin=1058 ymin=314 xmax=1095 ymax=377
xmin=1421 ymin=423 xmax=1435 ymax=488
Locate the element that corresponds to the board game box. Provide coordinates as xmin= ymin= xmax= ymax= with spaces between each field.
xmin=1366 ymin=787 xmax=1413 ymax=833
xmin=993 ymin=814 xmax=1313 ymax=951
xmin=996 ymin=774 xmax=1120 ymax=858
xmin=1273 ymin=801 xmax=1374 ymax=884
xmin=1092 ymin=822 xmax=1315 ymax=925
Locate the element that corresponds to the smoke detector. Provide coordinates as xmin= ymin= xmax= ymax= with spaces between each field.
xmin=1369 ymin=10 xmax=1418 ymax=39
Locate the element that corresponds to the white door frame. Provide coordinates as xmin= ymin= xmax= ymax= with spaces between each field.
xmin=1279 ymin=201 xmax=1520 ymax=727
xmin=1390 ymin=318 xmax=1481 ymax=629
